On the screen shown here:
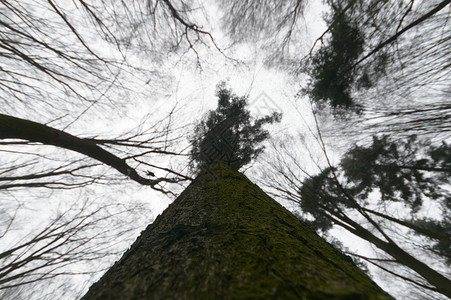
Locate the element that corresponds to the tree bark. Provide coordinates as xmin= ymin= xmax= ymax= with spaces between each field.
xmin=83 ymin=164 xmax=393 ymax=299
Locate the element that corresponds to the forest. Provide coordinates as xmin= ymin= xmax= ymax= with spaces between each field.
xmin=0 ymin=0 xmax=449 ymax=299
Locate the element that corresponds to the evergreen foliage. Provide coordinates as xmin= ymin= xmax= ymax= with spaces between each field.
xmin=340 ymin=136 xmax=449 ymax=210
xmin=301 ymin=0 xmax=448 ymax=120
xmin=302 ymin=6 xmax=365 ymax=111
xmin=299 ymin=136 xmax=450 ymax=264
xmin=189 ymin=82 xmax=281 ymax=174
xmin=299 ymin=167 xmax=342 ymax=232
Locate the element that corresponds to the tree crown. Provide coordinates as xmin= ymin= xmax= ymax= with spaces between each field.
xmin=189 ymin=82 xmax=281 ymax=174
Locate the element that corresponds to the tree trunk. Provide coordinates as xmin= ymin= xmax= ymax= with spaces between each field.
xmin=83 ymin=164 xmax=393 ymax=299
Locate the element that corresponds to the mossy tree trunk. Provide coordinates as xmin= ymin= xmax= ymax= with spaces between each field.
xmin=83 ymin=164 xmax=393 ymax=299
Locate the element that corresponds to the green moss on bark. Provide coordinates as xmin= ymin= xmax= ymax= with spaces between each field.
xmin=83 ymin=164 xmax=393 ymax=299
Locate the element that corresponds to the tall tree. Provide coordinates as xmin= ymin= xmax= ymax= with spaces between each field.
xmin=82 ymin=163 xmax=393 ymax=299
xmin=189 ymin=82 xmax=281 ymax=174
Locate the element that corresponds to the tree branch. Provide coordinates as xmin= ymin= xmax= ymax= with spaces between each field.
xmin=0 ymin=114 xmax=176 ymax=190
xmin=351 ymin=0 xmax=451 ymax=70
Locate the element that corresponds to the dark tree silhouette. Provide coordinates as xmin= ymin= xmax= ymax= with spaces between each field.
xmin=302 ymin=0 xmax=450 ymax=111
xmin=299 ymin=0 xmax=451 ymax=149
xmin=301 ymin=8 xmax=365 ymax=111
xmin=189 ymin=82 xmax=281 ymax=174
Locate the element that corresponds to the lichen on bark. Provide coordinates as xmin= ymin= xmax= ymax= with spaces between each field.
xmin=83 ymin=163 xmax=393 ymax=299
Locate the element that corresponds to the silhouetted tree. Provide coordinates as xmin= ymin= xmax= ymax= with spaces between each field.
xmin=189 ymin=82 xmax=281 ymax=174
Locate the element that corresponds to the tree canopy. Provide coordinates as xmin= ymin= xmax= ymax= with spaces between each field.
xmin=301 ymin=6 xmax=366 ymax=111
xmin=300 ymin=0 xmax=450 ymax=145
xmin=189 ymin=82 xmax=281 ymax=174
